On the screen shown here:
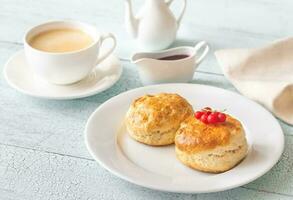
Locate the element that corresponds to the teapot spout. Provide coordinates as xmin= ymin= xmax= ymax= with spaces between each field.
xmin=124 ymin=0 xmax=138 ymax=38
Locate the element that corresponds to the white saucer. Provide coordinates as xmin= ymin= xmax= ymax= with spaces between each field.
xmin=85 ymin=84 xmax=284 ymax=193
xmin=4 ymin=50 xmax=123 ymax=100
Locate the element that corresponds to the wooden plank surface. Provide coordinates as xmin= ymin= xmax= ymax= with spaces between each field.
xmin=0 ymin=0 xmax=293 ymax=199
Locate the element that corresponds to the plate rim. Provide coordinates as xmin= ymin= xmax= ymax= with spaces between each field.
xmin=85 ymin=83 xmax=285 ymax=193
xmin=3 ymin=50 xmax=123 ymax=100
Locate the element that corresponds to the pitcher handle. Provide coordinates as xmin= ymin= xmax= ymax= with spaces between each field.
xmin=194 ymin=41 xmax=210 ymax=65
xmin=166 ymin=0 xmax=186 ymax=29
xmin=165 ymin=0 xmax=174 ymax=6
xmin=95 ymin=33 xmax=117 ymax=65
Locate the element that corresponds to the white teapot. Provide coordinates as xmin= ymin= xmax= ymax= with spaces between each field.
xmin=124 ymin=0 xmax=187 ymax=51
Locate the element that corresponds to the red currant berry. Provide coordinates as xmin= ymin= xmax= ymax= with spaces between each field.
xmin=205 ymin=111 xmax=212 ymax=115
xmin=194 ymin=111 xmax=204 ymax=119
xmin=217 ymin=113 xmax=226 ymax=122
xmin=200 ymin=113 xmax=209 ymax=124
xmin=207 ymin=113 xmax=219 ymax=124
xmin=214 ymin=111 xmax=220 ymax=116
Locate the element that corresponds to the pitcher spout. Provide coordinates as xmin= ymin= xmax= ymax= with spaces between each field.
xmin=124 ymin=0 xmax=139 ymax=38
xmin=131 ymin=53 xmax=149 ymax=64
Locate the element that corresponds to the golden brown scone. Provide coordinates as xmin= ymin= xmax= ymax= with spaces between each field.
xmin=175 ymin=115 xmax=248 ymax=173
xmin=125 ymin=93 xmax=194 ymax=146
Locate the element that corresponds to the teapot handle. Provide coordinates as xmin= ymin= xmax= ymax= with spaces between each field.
xmin=166 ymin=0 xmax=186 ymax=29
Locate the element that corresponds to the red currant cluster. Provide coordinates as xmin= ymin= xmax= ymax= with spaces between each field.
xmin=194 ymin=107 xmax=226 ymax=124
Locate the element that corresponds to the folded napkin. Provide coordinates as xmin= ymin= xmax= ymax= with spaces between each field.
xmin=215 ymin=37 xmax=293 ymax=125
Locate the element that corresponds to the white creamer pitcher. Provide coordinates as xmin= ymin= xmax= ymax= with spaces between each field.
xmin=124 ymin=0 xmax=186 ymax=51
xmin=131 ymin=41 xmax=210 ymax=85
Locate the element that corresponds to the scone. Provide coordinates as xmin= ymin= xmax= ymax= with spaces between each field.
xmin=125 ymin=93 xmax=194 ymax=146
xmin=175 ymin=114 xmax=248 ymax=173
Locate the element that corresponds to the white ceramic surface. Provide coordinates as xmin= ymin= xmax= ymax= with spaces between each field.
xmin=125 ymin=0 xmax=186 ymax=51
xmin=131 ymin=41 xmax=209 ymax=85
xmin=85 ymin=84 xmax=284 ymax=193
xmin=24 ymin=21 xmax=117 ymax=85
xmin=4 ymin=50 xmax=122 ymax=100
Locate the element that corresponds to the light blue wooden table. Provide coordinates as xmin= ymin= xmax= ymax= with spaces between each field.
xmin=0 ymin=0 xmax=293 ymax=199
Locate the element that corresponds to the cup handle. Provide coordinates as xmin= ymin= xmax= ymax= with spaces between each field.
xmin=95 ymin=33 xmax=117 ymax=65
xmin=194 ymin=41 xmax=210 ymax=65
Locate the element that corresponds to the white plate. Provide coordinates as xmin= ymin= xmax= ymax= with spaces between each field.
xmin=4 ymin=50 xmax=122 ymax=100
xmin=85 ymin=84 xmax=284 ymax=193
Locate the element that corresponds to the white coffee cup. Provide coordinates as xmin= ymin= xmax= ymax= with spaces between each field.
xmin=24 ymin=21 xmax=117 ymax=85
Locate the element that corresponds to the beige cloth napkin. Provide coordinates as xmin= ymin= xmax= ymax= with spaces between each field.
xmin=215 ymin=37 xmax=293 ymax=125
